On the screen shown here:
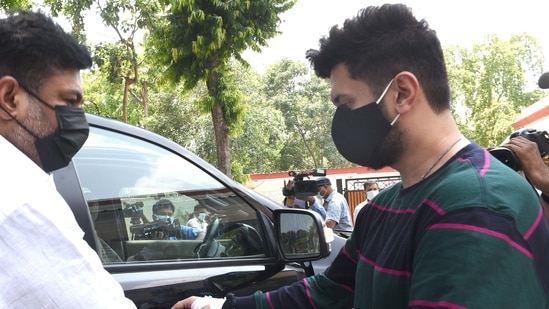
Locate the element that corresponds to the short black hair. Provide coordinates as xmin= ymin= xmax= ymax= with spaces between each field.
xmin=306 ymin=3 xmax=450 ymax=112
xmin=0 ymin=11 xmax=92 ymax=92
xmin=153 ymin=199 xmax=175 ymax=214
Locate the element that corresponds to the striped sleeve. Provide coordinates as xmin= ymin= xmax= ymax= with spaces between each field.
xmin=244 ymin=274 xmax=353 ymax=309
xmin=244 ymin=237 xmax=358 ymax=309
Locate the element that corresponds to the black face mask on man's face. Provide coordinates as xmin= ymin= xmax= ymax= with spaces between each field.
xmin=33 ymin=104 xmax=89 ymax=172
xmin=8 ymin=86 xmax=89 ymax=173
xmin=331 ymin=79 xmax=398 ymax=167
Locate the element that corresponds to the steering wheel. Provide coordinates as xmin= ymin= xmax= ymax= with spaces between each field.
xmin=225 ymin=223 xmax=263 ymax=256
xmin=194 ymin=216 xmax=221 ymax=258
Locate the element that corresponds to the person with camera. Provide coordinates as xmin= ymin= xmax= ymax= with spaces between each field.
xmin=172 ymin=4 xmax=549 ymax=309
xmin=145 ymin=199 xmax=202 ymax=240
xmin=503 ymin=135 xmax=549 ymax=222
xmin=128 ymin=199 xmax=203 ymax=261
xmin=283 ymin=179 xmax=327 ymax=220
xmin=316 ymin=177 xmax=353 ymax=236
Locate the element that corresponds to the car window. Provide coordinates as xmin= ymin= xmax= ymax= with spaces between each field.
xmin=73 ymin=127 xmax=267 ymax=264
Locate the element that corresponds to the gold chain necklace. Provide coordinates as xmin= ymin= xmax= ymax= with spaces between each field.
xmin=422 ymin=136 xmax=463 ymax=180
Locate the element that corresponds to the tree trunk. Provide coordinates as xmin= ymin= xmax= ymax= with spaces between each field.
xmin=122 ymin=76 xmax=136 ymax=123
xmin=206 ymin=64 xmax=232 ymax=178
xmin=141 ymin=81 xmax=149 ymax=129
xmin=211 ymin=103 xmax=232 ymax=178
xmin=122 ymin=78 xmax=129 ymax=123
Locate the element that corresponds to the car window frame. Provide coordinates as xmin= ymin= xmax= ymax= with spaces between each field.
xmin=55 ymin=115 xmax=283 ymax=274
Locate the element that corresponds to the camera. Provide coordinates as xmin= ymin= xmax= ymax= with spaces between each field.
xmin=122 ymin=201 xmax=144 ymax=225
xmin=282 ymin=168 xmax=327 ymax=197
xmin=129 ymin=219 xmax=182 ymax=240
xmin=489 ymin=128 xmax=549 ymax=171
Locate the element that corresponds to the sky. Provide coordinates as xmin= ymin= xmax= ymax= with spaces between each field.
xmin=242 ymin=0 xmax=549 ymax=75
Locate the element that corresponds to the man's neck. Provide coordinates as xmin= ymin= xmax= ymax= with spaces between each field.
xmin=398 ymin=134 xmax=469 ymax=188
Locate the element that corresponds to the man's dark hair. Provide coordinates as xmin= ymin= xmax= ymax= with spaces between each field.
xmin=363 ymin=181 xmax=378 ymax=189
xmin=152 ymin=199 xmax=175 ymax=214
xmin=194 ymin=205 xmax=206 ymax=212
xmin=306 ymin=3 xmax=450 ymax=112
xmin=0 ymin=11 xmax=92 ymax=92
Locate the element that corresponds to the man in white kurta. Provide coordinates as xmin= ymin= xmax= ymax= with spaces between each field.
xmin=0 ymin=136 xmax=136 ymax=308
xmin=0 ymin=11 xmax=135 ymax=308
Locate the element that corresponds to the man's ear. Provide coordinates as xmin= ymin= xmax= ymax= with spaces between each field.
xmin=0 ymin=76 xmax=22 ymax=120
xmin=393 ymin=72 xmax=419 ymax=115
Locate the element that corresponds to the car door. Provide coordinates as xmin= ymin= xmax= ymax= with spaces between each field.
xmin=54 ymin=114 xmax=308 ymax=308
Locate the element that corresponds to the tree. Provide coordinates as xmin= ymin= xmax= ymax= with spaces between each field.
xmin=44 ymin=0 xmax=89 ymax=43
xmin=261 ymin=59 xmax=348 ymax=171
xmin=146 ymin=81 xmax=214 ymax=155
xmin=230 ymin=63 xmax=285 ymax=175
xmin=92 ymin=0 xmax=160 ymax=125
xmin=46 ymin=0 xmax=161 ymax=125
xmin=147 ymin=0 xmax=296 ymax=178
xmin=445 ymin=33 xmax=546 ymax=147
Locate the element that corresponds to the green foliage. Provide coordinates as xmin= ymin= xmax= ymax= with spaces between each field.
xmin=81 ymin=71 xmax=144 ymax=125
xmin=261 ymin=58 xmax=349 ymax=171
xmin=43 ymin=2 xmax=549 ymax=179
xmin=145 ymin=82 xmax=214 ymax=154
xmin=214 ymin=67 xmax=247 ymax=136
xmin=44 ymin=0 xmax=93 ymax=42
xmin=445 ymin=33 xmax=546 ymax=147
xmin=146 ymin=0 xmax=295 ymax=177
xmin=149 ymin=0 xmax=295 ymax=88
xmin=0 ymin=0 xmax=31 ymax=10
xmin=92 ymin=42 xmax=131 ymax=84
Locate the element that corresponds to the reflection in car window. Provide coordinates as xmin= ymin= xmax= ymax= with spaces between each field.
xmin=73 ymin=127 xmax=266 ymax=264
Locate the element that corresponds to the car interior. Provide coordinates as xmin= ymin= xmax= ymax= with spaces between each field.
xmin=73 ymin=127 xmax=268 ymax=264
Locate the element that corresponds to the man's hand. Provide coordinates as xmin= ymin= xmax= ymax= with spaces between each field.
xmin=283 ymin=179 xmax=296 ymax=207
xmin=171 ymin=296 xmax=225 ymax=309
xmin=504 ymin=137 xmax=549 ymax=193
xmin=325 ymin=219 xmax=337 ymax=229
xmin=284 ymin=179 xmax=294 ymax=191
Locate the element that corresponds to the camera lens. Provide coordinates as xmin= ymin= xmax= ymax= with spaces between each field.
xmin=489 ymin=147 xmax=520 ymax=171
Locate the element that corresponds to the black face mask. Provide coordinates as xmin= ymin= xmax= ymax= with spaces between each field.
xmin=331 ymin=79 xmax=399 ymax=167
xmin=9 ymin=86 xmax=89 ymax=173
xmin=34 ymin=105 xmax=89 ymax=172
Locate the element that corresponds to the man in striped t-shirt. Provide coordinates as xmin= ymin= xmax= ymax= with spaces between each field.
xmin=173 ymin=4 xmax=549 ymax=309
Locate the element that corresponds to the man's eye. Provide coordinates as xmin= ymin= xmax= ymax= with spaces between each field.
xmin=66 ymin=98 xmax=83 ymax=106
xmin=340 ymin=102 xmax=353 ymax=110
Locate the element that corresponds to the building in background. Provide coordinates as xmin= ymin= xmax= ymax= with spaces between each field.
xmin=512 ymin=96 xmax=549 ymax=130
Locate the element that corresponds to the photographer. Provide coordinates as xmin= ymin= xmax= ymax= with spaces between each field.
xmin=316 ymin=177 xmax=353 ymax=236
xmin=129 ymin=199 xmax=202 ymax=241
xmin=503 ymin=136 xmax=549 ymax=222
xmin=128 ymin=199 xmax=202 ymax=261
xmin=283 ymin=179 xmax=327 ymax=220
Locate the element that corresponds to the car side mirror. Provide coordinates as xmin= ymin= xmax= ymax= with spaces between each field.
xmin=273 ymin=208 xmax=331 ymax=261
